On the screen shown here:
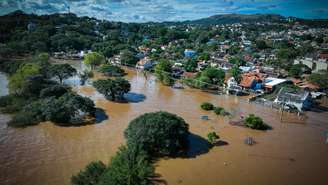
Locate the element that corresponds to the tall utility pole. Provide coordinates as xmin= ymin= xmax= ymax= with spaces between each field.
xmin=67 ymin=5 xmax=70 ymax=14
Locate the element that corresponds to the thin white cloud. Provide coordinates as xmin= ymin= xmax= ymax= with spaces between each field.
xmin=0 ymin=0 xmax=326 ymax=22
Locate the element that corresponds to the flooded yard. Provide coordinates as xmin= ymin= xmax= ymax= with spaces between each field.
xmin=0 ymin=61 xmax=327 ymax=185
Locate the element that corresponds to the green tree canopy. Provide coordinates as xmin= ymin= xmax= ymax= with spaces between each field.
xmin=200 ymin=102 xmax=214 ymax=111
xmin=154 ymin=59 xmax=174 ymax=86
xmin=98 ymin=146 xmax=154 ymax=185
xmin=49 ymin=64 xmax=77 ymax=84
xmin=93 ymin=78 xmax=131 ymax=101
xmin=207 ymin=132 xmax=219 ymax=145
xmin=199 ymin=52 xmax=210 ymax=61
xmin=288 ymin=64 xmax=311 ymax=78
xmin=230 ymin=66 xmax=241 ymax=82
xmin=124 ymin=111 xmax=190 ymax=156
xmin=71 ymin=161 xmax=106 ymax=185
xmin=98 ymin=64 xmax=125 ymax=77
xmin=255 ymin=40 xmax=268 ymax=50
xmin=308 ymin=71 xmax=328 ymax=89
xmin=9 ymin=63 xmax=41 ymax=95
xmin=84 ymin=52 xmax=105 ymax=69
xmin=184 ymin=59 xmax=198 ymax=72
xmin=9 ymin=93 xmax=96 ymax=127
xmin=120 ymin=49 xmax=138 ymax=66
xmin=244 ymin=114 xmax=266 ymax=130
xmin=229 ymin=57 xmax=245 ymax=67
xmin=201 ymin=67 xmax=225 ymax=85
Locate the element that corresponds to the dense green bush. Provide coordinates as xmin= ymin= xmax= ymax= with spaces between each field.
xmin=125 ymin=111 xmax=189 ymax=156
xmin=200 ymin=102 xmax=214 ymax=111
xmin=214 ymin=107 xmax=225 ymax=115
xmin=71 ymin=161 xmax=106 ymax=185
xmin=98 ymin=146 xmax=154 ymax=185
xmin=207 ymin=132 xmax=220 ymax=145
xmin=244 ymin=114 xmax=267 ymax=130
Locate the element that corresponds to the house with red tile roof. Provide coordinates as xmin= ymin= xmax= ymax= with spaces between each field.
xmin=239 ymin=72 xmax=266 ymax=90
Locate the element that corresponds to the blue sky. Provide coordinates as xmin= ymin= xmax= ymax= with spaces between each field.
xmin=0 ymin=0 xmax=327 ymax=22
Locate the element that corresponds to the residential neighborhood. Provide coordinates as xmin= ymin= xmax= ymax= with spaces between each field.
xmin=0 ymin=2 xmax=328 ymax=185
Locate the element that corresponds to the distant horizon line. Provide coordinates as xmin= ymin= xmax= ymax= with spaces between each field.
xmin=2 ymin=9 xmax=328 ymax=24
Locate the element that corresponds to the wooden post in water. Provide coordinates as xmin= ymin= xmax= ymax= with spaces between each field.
xmin=280 ymin=107 xmax=283 ymax=122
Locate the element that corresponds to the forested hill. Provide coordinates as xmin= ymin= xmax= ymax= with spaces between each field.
xmin=180 ymin=13 xmax=286 ymax=25
xmin=1 ymin=10 xmax=327 ymax=58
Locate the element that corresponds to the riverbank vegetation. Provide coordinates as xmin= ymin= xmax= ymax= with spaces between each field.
xmin=72 ymin=111 xmax=190 ymax=185
xmin=0 ymin=53 xmax=96 ymax=127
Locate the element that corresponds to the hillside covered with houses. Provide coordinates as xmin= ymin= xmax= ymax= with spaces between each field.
xmin=1 ymin=11 xmax=328 ymax=113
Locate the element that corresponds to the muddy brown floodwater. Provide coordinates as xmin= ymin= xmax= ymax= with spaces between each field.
xmin=0 ymin=61 xmax=327 ymax=185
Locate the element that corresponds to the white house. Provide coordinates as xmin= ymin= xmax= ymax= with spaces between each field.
xmin=294 ymin=58 xmax=328 ymax=72
xmin=136 ymin=57 xmax=156 ymax=70
xmin=274 ymin=87 xmax=312 ymax=112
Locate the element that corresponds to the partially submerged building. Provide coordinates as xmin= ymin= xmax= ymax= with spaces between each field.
xmin=274 ymin=87 xmax=312 ymax=111
xmin=136 ymin=57 xmax=156 ymax=70
xmin=239 ymin=72 xmax=266 ymax=90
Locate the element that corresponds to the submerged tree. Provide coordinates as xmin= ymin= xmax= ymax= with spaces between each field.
xmin=120 ymin=49 xmax=138 ymax=66
xmin=49 ymin=64 xmax=77 ymax=84
xmin=154 ymin=59 xmax=174 ymax=86
xmin=9 ymin=93 xmax=96 ymax=127
xmin=71 ymin=161 xmax=107 ymax=185
xmin=93 ymin=78 xmax=131 ymax=101
xmin=244 ymin=114 xmax=267 ymax=130
xmin=9 ymin=63 xmax=41 ymax=95
xmin=98 ymin=64 xmax=125 ymax=77
xmin=98 ymin=146 xmax=154 ymax=185
xmin=125 ymin=111 xmax=189 ymax=156
xmin=84 ymin=52 xmax=106 ymax=70
xmin=200 ymin=102 xmax=214 ymax=111
xmin=207 ymin=132 xmax=219 ymax=145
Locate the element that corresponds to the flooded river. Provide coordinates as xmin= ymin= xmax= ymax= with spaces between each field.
xmin=0 ymin=61 xmax=327 ymax=185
